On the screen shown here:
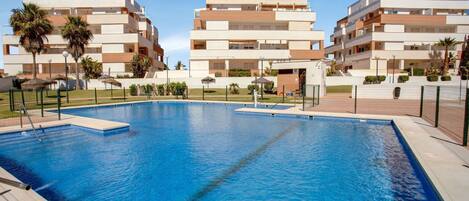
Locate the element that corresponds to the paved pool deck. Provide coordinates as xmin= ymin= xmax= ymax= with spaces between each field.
xmin=0 ymin=167 xmax=45 ymax=201
xmin=0 ymin=100 xmax=468 ymax=200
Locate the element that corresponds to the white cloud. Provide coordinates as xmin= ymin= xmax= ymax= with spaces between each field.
xmin=160 ymin=34 xmax=190 ymax=53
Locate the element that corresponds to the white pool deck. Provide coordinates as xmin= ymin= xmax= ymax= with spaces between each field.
xmin=0 ymin=100 xmax=468 ymax=201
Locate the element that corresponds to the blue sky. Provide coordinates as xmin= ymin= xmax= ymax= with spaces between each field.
xmin=0 ymin=0 xmax=355 ymax=69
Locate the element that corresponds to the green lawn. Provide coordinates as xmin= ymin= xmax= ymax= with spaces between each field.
xmin=326 ymin=85 xmax=353 ymax=93
xmin=0 ymin=88 xmax=298 ymax=119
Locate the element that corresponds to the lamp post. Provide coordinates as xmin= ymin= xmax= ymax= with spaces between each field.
xmin=62 ymin=51 xmax=69 ymax=103
xmin=260 ymin=57 xmax=264 ymax=99
xmin=166 ymin=56 xmax=169 ymax=87
xmin=392 ymin=55 xmax=396 ymax=84
xmin=373 ymin=56 xmax=380 ymax=77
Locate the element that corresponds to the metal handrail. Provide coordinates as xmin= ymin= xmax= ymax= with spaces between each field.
xmin=0 ymin=177 xmax=31 ymax=191
xmin=19 ymin=104 xmax=42 ymax=142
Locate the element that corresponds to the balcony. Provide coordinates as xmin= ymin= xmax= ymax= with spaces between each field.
xmin=190 ymin=30 xmax=324 ymax=41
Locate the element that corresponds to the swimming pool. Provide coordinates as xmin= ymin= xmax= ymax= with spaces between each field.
xmin=0 ymin=102 xmax=439 ymax=200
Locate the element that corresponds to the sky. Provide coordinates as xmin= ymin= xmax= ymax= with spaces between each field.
xmin=0 ymin=0 xmax=355 ymax=70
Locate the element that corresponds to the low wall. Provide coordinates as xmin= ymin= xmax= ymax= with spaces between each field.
xmin=85 ymin=77 xmax=278 ymax=89
xmin=326 ymin=76 xmax=462 ymax=86
xmin=352 ymin=84 xmax=467 ymax=100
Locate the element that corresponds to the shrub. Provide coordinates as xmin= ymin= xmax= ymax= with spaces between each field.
xmin=247 ymin=84 xmax=259 ymax=94
xmin=364 ymin=76 xmax=379 ymax=84
xmin=264 ymin=82 xmax=274 ymax=93
xmin=214 ymin=72 xmax=222 ymax=77
xmin=378 ymin=76 xmax=387 ymax=82
xmin=229 ymin=83 xmax=240 ymax=95
xmin=174 ymin=82 xmax=187 ymax=96
xmin=143 ymin=84 xmax=153 ymax=95
xmin=413 ymin=68 xmax=425 ymax=76
xmin=398 ymin=75 xmax=409 ymax=83
xmin=129 ymin=84 xmax=137 ymax=96
xmin=229 ymin=69 xmax=251 ymax=77
xmin=441 ymin=75 xmax=452 ymax=81
xmin=157 ymin=84 xmax=165 ymax=96
xmin=427 ymin=75 xmax=438 ymax=82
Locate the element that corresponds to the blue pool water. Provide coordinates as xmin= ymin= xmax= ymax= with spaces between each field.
xmin=0 ymin=102 xmax=439 ymax=201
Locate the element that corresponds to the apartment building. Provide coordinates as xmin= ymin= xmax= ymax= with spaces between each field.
xmin=190 ymin=0 xmax=325 ymax=78
xmin=2 ymin=0 xmax=164 ymax=77
xmin=326 ymin=0 xmax=469 ymax=76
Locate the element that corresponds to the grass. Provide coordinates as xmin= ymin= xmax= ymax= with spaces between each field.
xmin=326 ymin=85 xmax=353 ymax=93
xmin=0 ymin=88 xmax=299 ymax=119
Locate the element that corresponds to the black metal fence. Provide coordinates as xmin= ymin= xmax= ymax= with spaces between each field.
xmin=421 ymin=85 xmax=468 ymax=146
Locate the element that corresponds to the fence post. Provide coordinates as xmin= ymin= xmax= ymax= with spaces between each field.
xmin=123 ymin=87 xmax=126 ymax=101
xmin=21 ymin=90 xmax=25 ymax=107
xmin=9 ymin=89 xmax=13 ymax=112
xmin=111 ymin=85 xmax=113 ymax=99
xmin=202 ymin=86 xmax=205 ymax=101
xmin=282 ymin=85 xmax=285 ymax=103
xmin=317 ymin=85 xmax=320 ymax=105
xmin=419 ymin=86 xmax=424 ymax=117
xmin=57 ymin=89 xmax=61 ymax=120
xmin=94 ymin=88 xmax=98 ymax=104
xmin=435 ymin=86 xmax=440 ymax=128
xmin=19 ymin=107 xmax=23 ymax=128
xmin=312 ymin=86 xmax=316 ymax=107
xmin=186 ymin=87 xmax=189 ymax=99
xmin=11 ymin=90 xmax=15 ymax=111
xmin=225 ymin=85 xmax=228 ymax=101
xmin=354 ymin=85 xmax=358 ymax=114
xmin=66 ymin=89 xmax=69 ymax=104
xmin=302 ymin=85 xmax=306 ymax=111
xmin=463 ymin=88 xmax=469 ymax=146
xmin=40 ymin=89 xmax=44 ymax=117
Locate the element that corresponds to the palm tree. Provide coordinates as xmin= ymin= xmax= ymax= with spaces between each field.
xmin=174 ymin=61 xmax=186 ymax=70
xmin=130 ymin=54 xmax=152 ymax=78
xmin=436 ymin=37 xmax=459 ymax=75
xmin=61 ymin=16 xmax=93 ymax=90
xmin=10 ymin=3 xmax=53 ymax=80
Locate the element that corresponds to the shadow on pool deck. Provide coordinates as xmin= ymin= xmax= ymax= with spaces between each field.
xmin=189 ymin=123 xmax=299 ymax=201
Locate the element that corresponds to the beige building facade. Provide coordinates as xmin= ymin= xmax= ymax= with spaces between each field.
xmin=190 ymin=0 xmax=325 ymax=78
xmin=326 ymin=0 xmax=469 ymax=76
xmin=2 ymin=0 xmax=165 ymax=77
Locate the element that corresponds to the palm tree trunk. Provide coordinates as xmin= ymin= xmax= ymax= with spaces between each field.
xmin=75 ymin=61 xmax=81 ymax=90
xmin=444 ymin=47 xmax=449 ymax=75
xmin=32 ymin=53 xmax=37 ymax=80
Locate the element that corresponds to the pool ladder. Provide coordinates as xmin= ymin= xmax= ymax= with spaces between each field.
xmin=19 ymin=104 xmax=43 ymax=142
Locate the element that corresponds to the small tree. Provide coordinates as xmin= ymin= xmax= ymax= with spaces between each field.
xmin=428 ymin=47 xmax=443 ymax=75
xmin=229 ymin=83 xmax=240 ymax=94
xmin=174 ymin=61 xmax=186 ymax=70
xmin=460 ymin=36 xmax=469 ymax=69
xmin=131 ymin=54 xmax=152 ymax=78
xmin=81 ymin=56 xmax=102 ymax=79
xmin=436 ymin=37 xmax=459 ymax=75
xmin=62 ymin=16 xmax=93 ymax=90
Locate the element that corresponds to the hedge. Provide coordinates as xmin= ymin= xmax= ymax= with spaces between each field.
xmin=413 ymin=68 xmax=425 ymax=76
xmin=398 ymin=75 xmax=409 ymax=83
xmin=427 ymin=75 xmax=438 ymax=82
xmin=441 ymin=75 xmax=452 ymax=81
xmin=228 ymin=69 xmax=251 ymax=77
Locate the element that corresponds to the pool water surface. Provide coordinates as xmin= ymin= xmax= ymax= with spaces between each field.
xmin=0 ymin=102 xmax=439 ymax=200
